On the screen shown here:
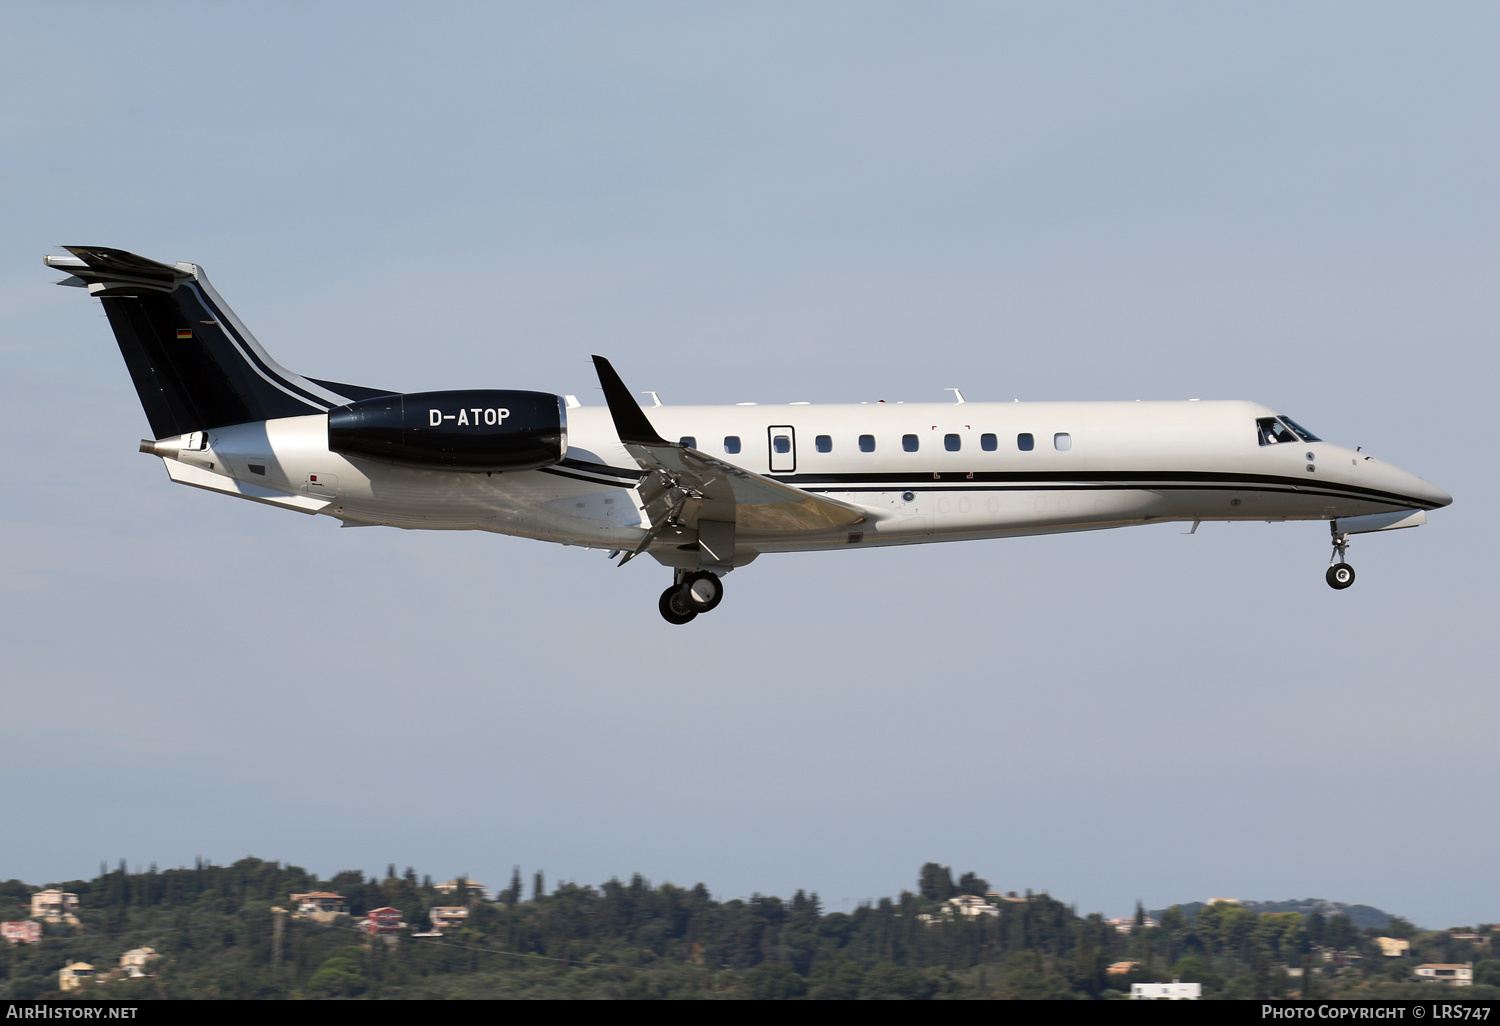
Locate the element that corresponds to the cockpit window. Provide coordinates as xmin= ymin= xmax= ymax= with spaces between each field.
xmin=1257 ymin=417 xmax=1298 ymax=446
xmin=1278 ymin=417 xmax=1321 ymax=442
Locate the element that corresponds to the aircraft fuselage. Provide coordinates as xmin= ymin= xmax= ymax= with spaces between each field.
xmin=155 ymin=397 xmax=1448 ymax=562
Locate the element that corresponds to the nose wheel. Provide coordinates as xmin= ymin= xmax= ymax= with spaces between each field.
xmin=657 ymin=570 xmax=726 ymax=624
xmin=1326 ymin=522 xmax=1355 ymax=590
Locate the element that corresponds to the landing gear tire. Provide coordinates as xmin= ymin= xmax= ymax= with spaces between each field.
xmin=658 ymin=585 xmax=698 ymax=624
xmin=680 ymin=570 xmax=724 ymax=613
xmin=1326 ymin=563 xmax=1355 ymax=590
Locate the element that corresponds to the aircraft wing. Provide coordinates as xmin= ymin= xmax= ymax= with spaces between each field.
xmin=591 ymin=357 xmax=866 ymax=556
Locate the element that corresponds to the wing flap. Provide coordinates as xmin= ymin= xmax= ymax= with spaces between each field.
xmin=627 ymin=441 xmax=866 ymax=532
xmin=591 ymin=355 xmax=864 ymax=536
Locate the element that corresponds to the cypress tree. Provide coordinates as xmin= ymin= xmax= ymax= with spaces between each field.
xmin=919 ymin=863 xmax=955 ymax=902
xmin=1307 ymin=909 xmax=1326 ymax=947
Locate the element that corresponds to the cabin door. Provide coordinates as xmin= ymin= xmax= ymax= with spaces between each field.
xmin=767 ymin=426 xmax=796 ymax=473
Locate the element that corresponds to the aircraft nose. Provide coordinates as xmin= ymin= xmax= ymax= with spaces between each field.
xmin=1389 ymin=465 xmax=1452 ymax=509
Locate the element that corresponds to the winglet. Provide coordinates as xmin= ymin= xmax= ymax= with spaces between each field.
xmin=592 ymin=356 xmax=670 ymax=446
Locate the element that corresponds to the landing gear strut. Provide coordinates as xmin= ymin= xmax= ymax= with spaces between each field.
xmin=657 ymin=569 xmax=726 ymax=624
xmin=1326 ymin=522 xmax=1355 ymax=590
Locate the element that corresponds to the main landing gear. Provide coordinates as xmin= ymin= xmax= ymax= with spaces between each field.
xmin=658 ymin=570 xmax=725 ymax=625
xmin=1326 ymin=522 xmax=1355 ymax=590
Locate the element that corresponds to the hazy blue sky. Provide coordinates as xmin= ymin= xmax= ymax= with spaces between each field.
xmin=2 ymin=2 xmax=1495 ymax=927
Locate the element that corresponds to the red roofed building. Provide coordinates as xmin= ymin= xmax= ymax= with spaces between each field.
xmin=290 ymin=892 xmax=346 ymax=914
xmin=2 ymin=922 xmax=41 ymax=946
xmin=361 ymin=908 xmax=405 ymax=935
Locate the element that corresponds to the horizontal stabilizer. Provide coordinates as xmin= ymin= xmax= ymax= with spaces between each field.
xmin=48 ymin=246 xmax=192 ymax=287
xmin=46 ymin=246 xmax=394 ymax=438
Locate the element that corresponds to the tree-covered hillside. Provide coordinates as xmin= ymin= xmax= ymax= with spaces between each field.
xmin=1 ymin=860 xmax=1494 ymax=1000
xmin=1155 ymin=899 xmax=1394 ymax=930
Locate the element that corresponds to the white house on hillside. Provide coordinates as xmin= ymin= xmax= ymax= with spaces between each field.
xmin=1132 ymin=981 xmax=1201 ymax=1000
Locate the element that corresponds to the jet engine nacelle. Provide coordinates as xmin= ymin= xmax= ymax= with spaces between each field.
xmin=327 ymin=389 xmax=566 ymax=471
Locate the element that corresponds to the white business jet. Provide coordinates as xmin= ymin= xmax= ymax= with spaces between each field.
xmin=47 ymin=247 xmax=1451 ymax=624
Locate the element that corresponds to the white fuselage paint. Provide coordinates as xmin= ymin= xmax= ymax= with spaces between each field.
xmin=159 ymin=399 xmax=1450 ymax=558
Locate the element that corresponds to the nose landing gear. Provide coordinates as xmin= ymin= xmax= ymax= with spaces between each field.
xmin=1326 ymin=522 xmax=1355 ymax=590
xmin=657 ymin=569 xmax=726 ymax=624
xmin=1326 ymin=562 xmax=1355 ymax=589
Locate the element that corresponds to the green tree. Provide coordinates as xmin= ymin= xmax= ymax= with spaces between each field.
xmin=1252 ymin=954 xmax=1273 ymax=999
xmin=956 ymin=872 xmax=989 ymax=897
xmin=918 ymin=864 xmax=955 ymax=902
xmin=1300 ymin=953 xmax=1317 ymax=999
xmin=1326 ymin=914 xmax=1358 ymax=950
xmin=1307 ymin=909 xmax=1326 ymax=947
xmin=861 ymin=961 xmax=941 ymax=1000
xmin=1385 ymin=916 xmax=1418 ymax=939
xmin=304 ymin=948 xmax=367 ymax=998
xmin=742 ymin=961 xmax=807 ymax=1000
xmin=806 ymin=958 xmax=862 ymax=1000
xmin=406 ymin=904 xmax=433 ymax=932
xmin=1172 ymin=956 xmax=1208 ymax=984
xmin=500 ymin=866 xmax=521 ymax=906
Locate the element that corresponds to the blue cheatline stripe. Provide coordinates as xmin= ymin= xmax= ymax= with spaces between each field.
xmin=540 ymin=461 xmax=1432 ymax=510
xmin=777 ymin=471 xmax=1430 ymax=509
xmin=801 ymin=481 xmax=1429 ymax=508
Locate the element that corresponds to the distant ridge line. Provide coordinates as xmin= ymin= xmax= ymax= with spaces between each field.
xmin=1148 ymin=898 xmax=1393 ymax=929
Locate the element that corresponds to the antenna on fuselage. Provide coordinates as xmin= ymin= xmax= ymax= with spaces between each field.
xmin=944 ymin=388 xmax=966 ymax=404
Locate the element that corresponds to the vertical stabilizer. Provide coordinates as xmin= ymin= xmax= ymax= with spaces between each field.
xmin=46 ymin=246 xmax=380 ymax=438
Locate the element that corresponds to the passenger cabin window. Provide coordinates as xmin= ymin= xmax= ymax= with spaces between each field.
xmin=772 ymin=434 xmax=791 ymax=454
xmin=902 ymin=434 xmax=919 ymax=452
xmin=1257 ymin=418 xmax=1299 ymax=446
xmin=980 ymin=433 xmax=997 ymax=451
xmin=724 ymin=436 xmax=741 ymax=454
xmin=944 ymin=433 xmax=961 ymax=451
xmin=1054 ymin=433 xmax=1071 ymax=451
xmin=859 ymin=434 xmax=875 ymax=452
xmin=679 ymin=436 xmax=696 ymax=449
xmin=815 ymin=435 xmax=832 ymax=453
xmin=1017 ymin=433 xmax=1034 ymax=451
